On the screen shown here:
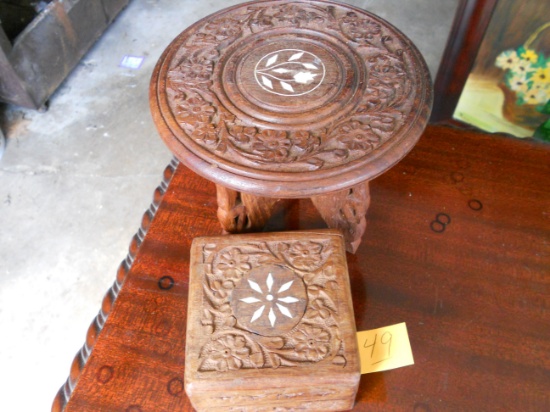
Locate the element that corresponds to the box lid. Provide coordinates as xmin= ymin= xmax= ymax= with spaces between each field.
xmin=185 ymin=229 xmax=360 ymax=406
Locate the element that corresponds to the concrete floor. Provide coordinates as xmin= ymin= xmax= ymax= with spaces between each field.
xmin=0 ymin=0 xmax=458 ymax=410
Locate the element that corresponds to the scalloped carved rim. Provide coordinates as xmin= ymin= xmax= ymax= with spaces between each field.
xmin=150 ymin=0 xmax=433 ymax=197
xmin=51 ymin=158 xmax=180 ymax=412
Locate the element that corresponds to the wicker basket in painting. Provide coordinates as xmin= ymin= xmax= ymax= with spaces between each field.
xmin=496 ymin=23 xmax=550 ymax=130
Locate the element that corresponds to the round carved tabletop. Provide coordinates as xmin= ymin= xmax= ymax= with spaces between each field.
xmin=150 ymin=0 xmax=432 ymax=198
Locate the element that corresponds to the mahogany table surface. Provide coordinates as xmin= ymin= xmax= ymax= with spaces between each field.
xmin=53 ymin=125 xmax=550 ymax=411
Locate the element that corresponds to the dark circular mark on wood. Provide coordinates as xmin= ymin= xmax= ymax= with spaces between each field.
xmin=158 ymin=275 xmax=175 ymax=290
xmin=97 ymin=365 xmax=114 ymax=384
xmin=436 ymin=213 xmax=451 ymax=225
xmin=431 ymin=212 xmax=451 ymax=233
xmin=468 ymin=199 xmax=483 ymax=211
xmin=168 ymin=377 xmax=184 ymax=396
xmin=450 ymin=171 xmax=464 ymax=183
xmin=430 ymin=220 xmax=446 ymax=233
xmin=126 ymin=406 xmax=143 ymax=412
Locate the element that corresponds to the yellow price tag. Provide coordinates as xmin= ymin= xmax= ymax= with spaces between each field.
xmin=356 ymin=322 xmax=414 ymax=374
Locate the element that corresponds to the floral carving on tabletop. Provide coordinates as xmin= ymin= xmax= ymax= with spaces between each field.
xmin=164 ymin=2 xmax=418 ymax=171
xmin=273 ymin=4 xmax=330 ymax=27
xmin=225 ymin=127 xmax=321 ymax=165
xmin=337 ymin=120 xmax=381 ymax=151
xmin=192 ymin=124 xmax=218 ymax=146
xmin=340 ymin=11 xmax=382 ymax=45
xmin=169 ymin=54 xmax=214 ymax=87
xmin=175 ymin=96 xmax=216 ymax=124
xmin=292 ymin=130 xmax=319 ymax=151
xmin=197 ymin=239 xmax=348 ymax=372
xmin=205 ymin=18 xmax=242 ymax=41
xmin=229 ymin=125 xmax=257 ymax=144
xmin=251 ymin=129 xmax=292 ymax=161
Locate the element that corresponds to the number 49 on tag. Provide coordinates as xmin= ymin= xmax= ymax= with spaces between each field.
xmin=356 ymin=322 xmax=414 ymax=374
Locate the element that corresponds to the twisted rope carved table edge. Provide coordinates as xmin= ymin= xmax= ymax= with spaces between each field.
xmin=51 ymin=159 xmax=180 ymax=412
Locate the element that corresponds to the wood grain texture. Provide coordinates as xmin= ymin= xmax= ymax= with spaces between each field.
xmin=185 ymin=230 xmax=359 ymax=411
xmin=150 ymin=0 xmax=432 ymax=253
xmin=51 ymin=159 xmax=180 ymax=412
xmin=215 ymin=185 xmax=279 ymax=233
xmin=150 ymin=0 xmax=432 ymax=197
xmin=53 ymin=125 xmax=550 ymax=411
xmin=311 ymin=181 xmax=370 ymax=253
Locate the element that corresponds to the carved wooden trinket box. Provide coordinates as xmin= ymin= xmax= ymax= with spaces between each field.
xmin=185 ymin=230 xmax=360 ymax=411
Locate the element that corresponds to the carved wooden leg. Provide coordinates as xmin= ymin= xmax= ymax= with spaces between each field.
xmin=310 ymin=181 xmax=370 ymax=253
xmin=215 ymin=185 xmax=279 ymax=233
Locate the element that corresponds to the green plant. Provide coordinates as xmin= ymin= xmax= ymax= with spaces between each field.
xmin=534 ymin=99 xmax=550 ymax=142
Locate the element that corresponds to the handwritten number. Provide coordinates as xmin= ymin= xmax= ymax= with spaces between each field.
xmin=363 ymin=333 xmax=377 ymax=357
xmin=381 ymin=331 xmax=392 ymax=358
xmin=363 ymin=331 xmax=393 ymax=364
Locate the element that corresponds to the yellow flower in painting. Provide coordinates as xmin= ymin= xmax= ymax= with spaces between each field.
xmin=520 ymin=48 xmax=538 ymax=63
xmin=495 ymin=50 xmax=519 ymax=70
xmin=533 ymin=67 xmax=550 ymax=84
xmin=523 ymin=89 xmax=547 ymax=105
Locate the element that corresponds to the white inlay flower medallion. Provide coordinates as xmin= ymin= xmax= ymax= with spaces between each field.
xmin=254 ymin=49 xmax=326 ymax=97
xmin=231 ymin=265 xmax=307 ymax=336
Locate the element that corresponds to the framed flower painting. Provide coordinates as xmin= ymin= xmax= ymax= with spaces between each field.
xmin=452 ymin=0 xmax=550 ymax=140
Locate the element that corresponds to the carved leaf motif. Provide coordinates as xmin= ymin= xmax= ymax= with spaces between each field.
xmin=265 ymin=54 xmax=278 ymax=67
xmin=289 ymin=52 xmax=304 ymax=61
xmin=268 ymin=308 xmax=276 ymax=326
xmin=278 ymin=280 xmax=293 ymax=293
xmin=266 ymin=273 xmax=274 ymax=291
xmin=240 ymin=297 xmax=261 ymax=303
xmin=277 ymin=303 xmax=293 ymax=318
xmin=280 ymin=81 xmax=294 ymax=92
xmin=302 ymin=63 xmax=317 ymax=70
xmin=261 ymin=75 xmax=274 ymax=89
xmin=248 ymin=279 xmax=263 ymax=293
xmin=278 ymin=296 xmax=299 ymax=303
xmin=258 ymin=335 xmax=284 ymax=349
xmin=250 ymin=305 xmax=265 ymax=322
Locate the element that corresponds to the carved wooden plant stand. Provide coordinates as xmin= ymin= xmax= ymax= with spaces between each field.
xmin=186 ymin=230 xmax=360 ymax=411
xmin=150 ymin=0 xmax=432 ymax=252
